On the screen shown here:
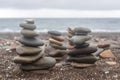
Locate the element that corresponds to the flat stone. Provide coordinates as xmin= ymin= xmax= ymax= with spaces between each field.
xmin=73 ymin=27 xmax=91 ymax=35
xmin=48 ymin=50 xmax=67 ymax=57
xmin=50 ymin=43 xmax=66 ymax=50
xmin=13 ymin=52 xmax=44 ymax=64
xmin=71 ymin=62 xmax=96 ymax=68
xmin=18 ymin=36 xmax=44 ymax=47
xmin=68 ymin=47 xmax=97 ymax=56
xmin=49 ymin=38 xmax=63 ymax=46
xmin=97 ymin=41 xmax=110 ymax=48
xmin=16 ymin=45 xmax=41 ymax=56
xmin=100 ymin=50 xmax=116 ymax=59
xmin=48 ymin=31 xmax=62 ymax=36
xmin=25 ymin=19 xmax=34 ymax=24
xmin=69 ymin=36 xmax=91 ymax=45
xmin=50 ymin=35 xmax=64 ymax=41
xmin=21 ymin=29 xmax=39 ymax=37
xmin=74 ymin=43 xmax=89 ymax=48
xmin=105 ymin=61 xmax=117 ymax=65
xmin=19 ymin=22 xmax=36 ymax=30
xmin=67 ymin=55 xmax=99 ymax=63
xmin=20 ymin=57 xmax=56 ymax=71
xmin=92 ymin=48 xmax=105 ymax=56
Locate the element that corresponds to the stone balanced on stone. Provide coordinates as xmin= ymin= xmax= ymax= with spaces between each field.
xmin=47 ymin=31 xmax=67 ymax=61
xmin=13 ymin=19 xmax=56 ymax=71
xmin=66 ymin=27 xmax=99 ymax=68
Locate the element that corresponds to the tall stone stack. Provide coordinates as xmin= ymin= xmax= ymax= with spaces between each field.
xmin=47 ymin=31 xmax=67 ymax=61
xmin=13 ymin=19 xmax=56 ymax=71
xmin=66 ymin=27 xmax=99 ymax=67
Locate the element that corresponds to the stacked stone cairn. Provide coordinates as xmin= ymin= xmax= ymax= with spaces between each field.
xmin=47 ymin=31 xmax=67 ymax=61
xmin=66 ymin=27 xmax=100 ymax=68
xmin=13 ymin=19 xmax=56 ymax=71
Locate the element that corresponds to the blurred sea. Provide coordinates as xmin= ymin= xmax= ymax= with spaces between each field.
xmin=0 ymin=18 xmax=120 ymax=32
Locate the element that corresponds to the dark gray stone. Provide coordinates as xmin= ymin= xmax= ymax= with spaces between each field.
xmin=69 ymin=36 xmax=91 ymax=45
xmin=68 ymin=47 xmax=97 ymax=56
xmin=74 ymin=43 xmax=89 ymax=48
xmin=73 ymin=27 xmax=91 ymax=35
xmin=48 ymin=50 xmax=67 ymax=57
xmin=48 ymin=31 xmax=62 ymax=36
xmin=18 ymin=36 xmax=44 ymax=47
xmin=20 ymin=57 xmax=56 ymax=71
xmin=16 ymin=45 xmax=41 ymax=56
xmin=19 ymin=23 xmax=36 ymax=30
xmin=50 ymin=43 xmax=67 ymax=50
xmin=67 ymin=55 xmax=99 ymax=63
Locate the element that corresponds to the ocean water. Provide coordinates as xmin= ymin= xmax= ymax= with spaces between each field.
xmin=0 ymin=18 xmax=120 ymax=32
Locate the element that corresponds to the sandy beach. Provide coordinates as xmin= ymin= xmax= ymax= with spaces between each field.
xmin=0 ymin=32 xmax=120 ymax=80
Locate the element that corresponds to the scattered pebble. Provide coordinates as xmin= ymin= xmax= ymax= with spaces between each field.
xmin=106 ymin=61 xmax=117 ymax=65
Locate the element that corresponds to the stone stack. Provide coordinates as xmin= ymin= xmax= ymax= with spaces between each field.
xmin=13 ymin=19 xmax=56 ymax=71
xmin=47 ymin=31 xmax=67 ymax=61
xmin=66 ymin=27 xmax=99 ymax=67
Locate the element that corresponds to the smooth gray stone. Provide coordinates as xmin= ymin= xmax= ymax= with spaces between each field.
xmin=48 ymin=50 xmax=67 ymax=57
xmin=25 ymin=19 xmax=34 ymax=24
xmin=18 ymin=36 xmax=44 ymax=47
xmin=92 ymin=48 xmax=104 ymax=56
xmin=13 ymin=52 xmax=44 ymax=64
xmin=73 ymin=27 xmax=91 ymax=35
xmin=67 ymin=55 xmax=99 ymax=63
xmin=16 ymin=45 xmax=41 ymax=56
xmin=19 ymin=22 xmax=36 ymax=30
xmin=48 ymin=31 xmax=62 ymax=36
xmin=75 ymin=43 xmax=89 ymax=48
xmin=20 ymin=57 xmax=56 ymax=71
xmin=68 ymin=47 xmax=97 ymax=56
xmin=21 ymin=29 xmax=39 ymax=37
xmin=50 ymin=43 xmax=67 ymax=50
xmin=69 ymin=36 xmax=91 ymax=45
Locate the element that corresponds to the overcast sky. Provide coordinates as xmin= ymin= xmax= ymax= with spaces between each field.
xmin=0 ymin=0 xmax=120 ymax=18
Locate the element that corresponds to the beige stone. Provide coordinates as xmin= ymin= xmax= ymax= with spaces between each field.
xmin=49 ymin=38 xmax=63 ymax=46
xmin=105 ymin=61 xmax=117 ymax=65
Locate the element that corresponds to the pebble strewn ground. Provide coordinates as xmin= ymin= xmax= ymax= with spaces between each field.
xmin=0 ymin=32 xmax=120 ymax=80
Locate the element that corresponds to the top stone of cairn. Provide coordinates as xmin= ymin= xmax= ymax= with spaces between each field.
xmin=25 ymin=19 xmax=35 ymax=24
xmin=73 ymin=27 xmax=91 ymax=35
xmin=19 ymin=19 xmax=36 ymax=30
xmin=48 ymin=31 xmax=62 ymax=36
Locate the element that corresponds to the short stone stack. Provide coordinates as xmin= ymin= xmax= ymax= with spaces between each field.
xmin=66 ymin=27 xmax=99 ymax=68
xmin=47 ymin=31 xmax=67 ymax=61
xmin=13 ymin=19 xmax=56 ymax=71
xmin=97 ymin=41 xmax=116 ymax=59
